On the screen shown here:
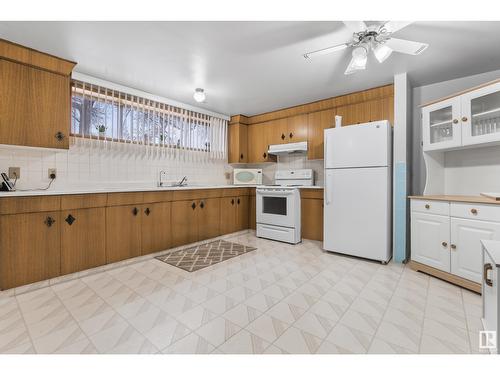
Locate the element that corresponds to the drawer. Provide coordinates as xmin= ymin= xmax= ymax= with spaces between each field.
xmin=222 ymin=188 xmax=250 ymax=197
xmin=61 ymin=194 xmax=107 ymax=210
xmin=143 ymin=191 xmax=173 ymax=203
xmin=451 ymin=202 xmax=500 ymax=222
xmin=411 ymin=199 xmax=449 ymax=216
xmin=172 ymin=189 xmax=221 ymax=201
xmin=300 ymin=189 xmax=323 ymax=199
xmin=107 ymin=192 xmax=144 ymax=206
xmin=0 ymin=195 xmax=61 ymax=214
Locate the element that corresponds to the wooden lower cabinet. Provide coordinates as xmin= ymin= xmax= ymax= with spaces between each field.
xmin=61 ymin=207 xmax=106 ymax=275
xmin=171 ymin=200 xmax=198 ymax=247
xmin=141 ymin=202 xmax=172 ymax=255
xmin=301 ymin=198 xmax=324 ymax=241
xmin=220 ymin=197 xmax=237 ymax=235
xmin=106 ymin=204 xmax=142 ymax=263
xmin=0 ymin=211 xmax=61 ymax=290
xmin=198 ymin=198 xmax=221 ymax=240
xmin=237 ymin=195 xmax=249 ymax=231
xmin=249 ymin=195 xmax=256 ymax=230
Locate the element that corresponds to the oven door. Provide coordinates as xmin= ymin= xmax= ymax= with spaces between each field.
xmin=256 ymin=189 xmax=295 ymax=228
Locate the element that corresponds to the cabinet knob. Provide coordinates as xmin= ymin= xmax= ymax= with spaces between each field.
xmin=191 ymin=202 xmax=196 ymax=210
xmin=452 ymin=119 xmax=459 ymax=124
xmin=425 ymin=204 xmax=430 ymax=209
xmin=65 ymin=214 xmax=76 ymax=225
xmin=200 ymin=200 xmax=205 ymax=209
xmin=132 ymin=207 xmax=138 ymax=216
xmin=281 ymin=133 xmax=285 ymax=140
xmin=231 ymin=199 xmax=235 ymax=205
xmin=263 ymin=152 xmax=267 ymax=159
xmin=461 ymin=116 xmax=468 ymax=122
xmin=144 ymin=207 xmax=151 ymax=216
xmin=484 ymin=263 xmax=493 ymax=287
xmin=240 ymin=153 xmax=244 ymax=160
xmin=55 ymin=131 xmax=65 ymax=141
xmin=441 ymin=241 xmax=448 ymax=247
xmin=450 ymin=244 xmax=457 ymax=250
xmin=44 ymin=216 xmax=55 ymax=227
xmin=289 ymin=132 xmax=294 ymax=139
xmin=470 ymin=208 xmax=478 ymax=215
xmin=237 ymin=198 xmax=240 ymax=205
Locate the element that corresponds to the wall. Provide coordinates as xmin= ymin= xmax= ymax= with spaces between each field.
xmin=412 ymin=68 xmax=500 ymax=194
xmin=0 ymin=138 xmax=230 ymax=191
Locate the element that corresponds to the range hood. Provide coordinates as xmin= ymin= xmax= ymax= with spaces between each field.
xmin=268 ymin=141 xmax=308 ymax=155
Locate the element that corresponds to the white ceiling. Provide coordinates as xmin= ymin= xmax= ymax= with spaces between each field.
xmin=1 ymin=21 xmax=500 ymax=116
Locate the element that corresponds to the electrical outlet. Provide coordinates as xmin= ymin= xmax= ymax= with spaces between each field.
xmin=48 ymin=168 xmax=57 ymax=179
xmin=8 ymin=167 xmax=20 ymax=179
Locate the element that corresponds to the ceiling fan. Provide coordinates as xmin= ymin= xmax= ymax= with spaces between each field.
xmin=303 ymin=21 xmax=429 ymax=75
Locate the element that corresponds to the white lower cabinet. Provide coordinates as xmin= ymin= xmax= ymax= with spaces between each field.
xmin=411 ymin=199 xmax=500 ymax=286
xmin=411 ymin=212 xmax=450 ymax=272
xmin=451 ymin=218 xmax=500 ymax=283
xmin=481 ymin=241 xmax=499 ymax=353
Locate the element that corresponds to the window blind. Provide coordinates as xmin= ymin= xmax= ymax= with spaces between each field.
xmin=70 ymin=79 xmax=227 ymax=160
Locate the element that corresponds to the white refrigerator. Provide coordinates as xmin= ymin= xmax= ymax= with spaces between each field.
xmin=323 ymin=120 xmax=392 ymax=263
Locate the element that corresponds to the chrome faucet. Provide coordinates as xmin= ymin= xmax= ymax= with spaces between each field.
xmin=177 ymin=176 xmax=188 ymax=186
xmin=157 ymin=170 xmax=167 ymax=187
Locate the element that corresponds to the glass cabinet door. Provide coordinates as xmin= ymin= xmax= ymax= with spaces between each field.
xmin=422 ymin=97 xmax=462 ymax=151
xmin=461 ymin=81 xmax=500 ymax=146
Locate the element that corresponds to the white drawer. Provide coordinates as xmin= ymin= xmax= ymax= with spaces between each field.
xmin=451 ymin=203 xmax=500 ymax=222
xmin=411 ymin=199 xmax=449 ymax=216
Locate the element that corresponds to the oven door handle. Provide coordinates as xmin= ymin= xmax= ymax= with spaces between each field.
xmin=257 ymin=190 xmax=295 ymax=196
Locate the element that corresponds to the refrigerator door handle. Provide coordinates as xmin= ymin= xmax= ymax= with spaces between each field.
xmin=325 ymin=174 xmax=331 ymax=205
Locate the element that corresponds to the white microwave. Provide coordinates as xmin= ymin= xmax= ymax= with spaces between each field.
xmin=233 ymin=168 xmax=263 ymax=185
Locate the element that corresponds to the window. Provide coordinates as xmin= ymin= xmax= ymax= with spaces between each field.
xmin=70 ymin=80 xmax=227 ymax=158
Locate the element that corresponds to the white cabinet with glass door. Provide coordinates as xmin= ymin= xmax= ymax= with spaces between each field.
xmin=461 ymin=81 xmax=500 ymax=146
xmin=422 ymin=97 xmax=462 ymax=151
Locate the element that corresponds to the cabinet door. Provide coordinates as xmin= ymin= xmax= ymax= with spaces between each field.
xmin=141 ymin=202 xmax=172 ymax=255
xmin=236 ymin=195 xmax=249 ymax=231
xmin=198 ymin=198 xmax=221 ymax=240
xmin=61 ymin=207 xmax=106 ymax=275
xmin=422 ymin=97 xmax=462 ymax=151
xmin=171 ymin=200 xmax=198 ymax=247
xmin=247 ymin=123 xmax=267 ymax=163
xmin=451 ymin=217 xmax=500 ymax=283
xmin=106 ymin=205 xmax=142 ymax=263
xmin=482 ymin=250 xmax=497 ymax=334
xmin=267 ymin=118 xmax=288 ymax=144
xmin=307 ymin=109 xmax=335 ymax=160
xmin=461 ymin=81 xmax=500 ymax=146
xmin=336 ymin=102 xmax=371 ymax=126
xmin=249 ymin=195 xmax=256 ymax=230
xmin=0 ymin=211 xmax=61 ymax=290
xmin=0 ymin=60 xmax=70 ymax=149
xmin=411 ymin=212 xmax=450 ymax=272
xmin=228 ymin=124 xmax=248 ymax=163
xmin=287 ymin=114 xmax=308 ymax=142
xmin=301 ymin=198 xmax=323 ymax=241
xmin=220 ymin=197 xmax=237 ymax=235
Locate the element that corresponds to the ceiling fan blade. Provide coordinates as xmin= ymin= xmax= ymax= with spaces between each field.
xmin=343 ymin=21 xmax=367 ymax=33
xmin=384 ymin=38 xmax=428 ymax=55
xmin=303 ymin=43 xmax=349 ymax=59
xmin=382 ymin=21 xmax=413 ymax=33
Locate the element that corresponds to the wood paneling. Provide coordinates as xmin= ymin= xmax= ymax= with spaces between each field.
xmin=105 ymin=204 xmax=142 ymax=263
xmin=0 ymin=195 xmax=60 ymax=215
xmin=307 ymin=109 xmax=335 ymax=160
xmin=0 ymin=211 xmax=61 ymax=290
xmin=171 ymin=200 xmax=198 ymax=247
xmin=228 ymin=123 xmax=248 ymax=163
xmin=61 ymin=207 xmax=106 ymax=275
xmin=107 ymin=192 xmax=144 ymax=206
xmin=301 ymin=198 xmax=323 ymax=241
xmin=220 ymin=197 xmax=237 ymax=235
xmin=0 ymin=59 xmax=71 ymax=149
xmin=61 ymin=194 xmax=107 ymax=210
xmin=141 ymin=202 xmax=171 ymax=255
xmin=0 ymin=38 xmax=76 ymax=76
xmin=198 ymin=198 xmax=221 ymax=240
xmin=236 ymin=195 xmax=249 ymax=231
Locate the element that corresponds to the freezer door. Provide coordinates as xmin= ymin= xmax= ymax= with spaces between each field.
xmin=323 ymin=167 xmax=392 ymax=262
xmin=324 ymin=120 xmax=391 ymax=169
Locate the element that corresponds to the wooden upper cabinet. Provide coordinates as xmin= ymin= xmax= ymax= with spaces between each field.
xmin=267 ymin=118 xmax=288 ymax=144
xmin=248 ymin=123 xmax=271 ymax=163
xmin=228 ymin=123 xmax=248 ymax=164
xmin=0 ymin=211 xmax=61 ymax=290
xmin=307 ymin=109 xmax=336 ymax=160
xmin=287 ymin=114 xmax=308 ymax=142
xmin=61 ymin=207 xmax=106 ymax=275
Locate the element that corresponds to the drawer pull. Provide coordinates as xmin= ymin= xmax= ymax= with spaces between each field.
xmin=44 ymin=216 xmax=55 ymax=227
xmin=132 ymin=207 xmax=138 ymax=216
xmin=450 ymin=244 xmax=457 ymax=250
xmin=65 ymin=214 xmax=76 ymax=225
xmin=484 ymin=263 xmax=493 ymax=287
xmin=425 ymin=204 xmax=430 ymax=209
xmin=441 ymin=241 xmax=448 ymax=247
xmin=453 ymin=119 xmax=459 ymax=124
xmin=470 ymin=208 xmax=478 ymax=215
xmin=462 ymin=116 xmax=468 ymax=122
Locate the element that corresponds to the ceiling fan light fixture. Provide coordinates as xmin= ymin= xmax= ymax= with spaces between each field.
xmin=373 ymin=43 xmax=393 ymax=63
xmin=193 ymin=88 xmax=206 ymax=103
xmin=344 ymin=46 xmax=367 ymax=75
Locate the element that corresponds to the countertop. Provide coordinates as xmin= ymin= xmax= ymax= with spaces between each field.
xmin=0 ymin=184 xmax=323 ymax=198
xmin=481 ymin=240 xmax=500 ymax=267
xmin=409 ymin=195 xmax=500 ymax=205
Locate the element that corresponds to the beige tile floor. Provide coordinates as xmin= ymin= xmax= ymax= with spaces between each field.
xmin=0 ymin=232 xmax=487 ymax=354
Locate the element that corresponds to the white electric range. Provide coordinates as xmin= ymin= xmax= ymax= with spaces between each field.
xmin=256 ymin=169 xmax=314 ymax=244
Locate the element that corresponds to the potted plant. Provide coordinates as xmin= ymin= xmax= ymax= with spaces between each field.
xmin=96 ymin=125 xmax=107 ymax=137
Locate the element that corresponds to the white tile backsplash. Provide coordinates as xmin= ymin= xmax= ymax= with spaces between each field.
xmin=0 ymin=139 xmax=230 ymax=191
